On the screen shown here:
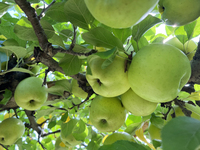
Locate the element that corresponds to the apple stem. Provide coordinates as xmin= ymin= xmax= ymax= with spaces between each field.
xmin=100 ymin=119 xmax=107 ymax=124
xmin=29 ymin=100 xmax=34 ymax=104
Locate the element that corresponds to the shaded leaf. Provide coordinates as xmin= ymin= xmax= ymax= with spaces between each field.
xmin=0 ymin=89 xmax=12 ymax=105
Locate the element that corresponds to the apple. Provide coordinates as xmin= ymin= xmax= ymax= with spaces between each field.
xmin=103 ymin=132 xmax=135 ymax=145
xmin=183 ymin=40 xmax=197 ymax=61
xmin=148 ymin=123 xmax=161 ymax=141
xmin=30 ymin=65 xmax=40 ymax=74
xmin=158 ymin=0 xmax=200 ymax=26
xmin=61 ymin=119 xmax=88 ymax=147
xmin=86 ymin=55 xmax=130 ymax=97
xmin=89 ymin=96 xmax=126 ymax=132
xmin=0 ymin=118 xmax=25 ymax=145
xmin=71 ymin=79 xmax=88 ymax=99
xmin=165 ymin=37 xmax=197 ymax=61
xmin=128 ymin=43 xmax=191 ymax=103
xmin=121 ymin=89 xmax=157 ymax=116
xmin=165 ymin=37 xmax=184 ymax=50
xmin=84 ymin=0 xmax=158 ymax=28
xmin=14 ymin=77 xmax=48 ymax=110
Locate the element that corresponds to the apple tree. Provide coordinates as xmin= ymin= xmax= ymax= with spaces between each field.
xmin=0 ymin=0 xmax=200 ymax=150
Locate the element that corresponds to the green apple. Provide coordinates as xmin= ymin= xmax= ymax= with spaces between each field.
xmin=128 ymin=44 xmax=191 ymax=103
xmin=158 ymin=0 xmax=200 ymax=26
xmin=86 ymin=55 xmax=130 ymax=97
xmin=148 ymin=123 xmax=161 ymax=141
xmin=165 ymin=37 xmax=197 ymax=61
xmin=165 ymin=37 xmax=184 ymax=50
xmin=14 ymin=77 xmax=48 ymax=110
xmin=89 ymin=96 xmax=126 ymax=132
xmin=84 ymin=0 xmax=158 ymax=28
xmin=0 ymin=118 xmax=25 ymax=145
xmin=71 ymin=79 xmax=88 ymax=99
xmin=61 ymin=119 xmax=88 ymax=147
xmin=184 ymin=40 xmax=197 ymax=61
xmin=103 ymin=132 xmax=135 ymax=145
xmin=121 ymin=89 xmax=157 ymax=116
xmin=30 ymin=65 xmax=40 ymax=74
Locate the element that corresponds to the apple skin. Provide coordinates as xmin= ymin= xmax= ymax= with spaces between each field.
xmin=84 ymin=0 xmax=158 ymax=28
xmin=89 ymin=96 xmax=126 ymax=132
xmin=148 ymin=123 xmax=161 ymax=141
xmin=103 ymin=132 xmax=135 ymax=145
xmin=165 ymin=37 xmax=197 ymax=61
xmin=86 ymin=55 xmax=130 ymax=97
xmin=71 ymin=79 xmax=88 ymax=99
xmin=0 ymin=118 xmax=25 ymax=145
xmin=14 ymin=77 xmax=48 ymax=110
xmin=121 ymin=89 xmax=157 ymax=116
xmin=158 ymin=0 xmax=200 ymax=26
xmin=128 ymin=44 xmax=191 ymax=103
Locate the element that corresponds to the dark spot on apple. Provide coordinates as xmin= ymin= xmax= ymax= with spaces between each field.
xmin=1 ymin=137 xmax=4 ymax=141
xmin=97 ymin=79 xmax=102 ymax=86
xmin=29 ymin=100 xmax=34 ymax=104
xmin=100 ymin=119 xmax=107 ymax=124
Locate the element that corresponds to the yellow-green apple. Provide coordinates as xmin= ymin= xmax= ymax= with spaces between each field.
xmin=148 ymin=123 xmax=161 ymax=140
xmin=61 ymin=119 xmax=88 ymax=147
xmin=30 ymin=65 xmax=40 ymax=74
xmin=103 ymin=132 xmax=135 ymax=145
xmin=0 ymin=118 xmax=25 ymax=145
xmin=128 ymin=44 xmax=191 ymax=103
xmin=71 ymin=79 xmax=88 ymax=99
xmin=84 ymin=0 xmax=158 ymax=28
xmin=165 ymin=37 xmax=184 ymax=50
xmin=158 ymin=0 xmax=200 ymax=26
xmin=183 ymin=40 xmax=197 ymax=61
xmin=14 ymin=77 xmax=48 ymax=110
xmin=165 ymin=37 xmax=197 ymax=61
xmin=89 ymin=96 xmax=126 ymax=132
xmin=86 ymin=55 xmax=130 ymax=97
xmin=121 ymin=89 xmax=157 ymax=116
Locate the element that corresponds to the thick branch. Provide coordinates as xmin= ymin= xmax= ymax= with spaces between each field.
xmin=14 ymin=0 xmax=50 ymax=51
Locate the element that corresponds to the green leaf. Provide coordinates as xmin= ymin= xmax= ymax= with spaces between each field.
xmin=49 ymin=33 xmax=65 ymax=48
xmin=98 ymin=140 xmax=147 ymax=150
xmin=61 ymin=112 xmax=68 ymax=122
xmin=0 ymin=2 xmax=10 ymax=16
xmin=184 ymin=21 xmax=196 ymax=40
xmin=194 ymin=84 xmax=200 ymax=91
xmin=64 ymin=0 xmax=95 ymax=30
xmin=161 ymin=116 xmax=200 ymax=150
xmin=87 ymin=140 xmax=99 ymax=150
xmin=61 ymin=119 xmax=78 ymax=138
xmin=82 ymin=27 xmax=124 ymax=51
xmin=112 ymin=28 xmax=132 ymax=43
xmin=48 ymin=116 xmax=57 ymax=129
xmin=0 ymin=67 xmax=34 ymax=75
xmin=36 ymin=107 xmax=56 ymax=120
xmin=150 ymin=113 xmax=165 ymax=129
xmin=0 ymin=46 xmax=27 ymax=60
xmin=131 ymin=36 xmax=149 ymax=52
xmin=14 ymin=17 xmax=54 ymax=41
xmin=95 ymin=47 xmax=117 ymax=59
xmin=59 ymin=54 xmax=82 ymax=76
xmin=46 ymin=79 xmax=71 ymax=96
xmin=101 ymin=54 xmax=116 ymax=69
xmin=132 ymin=15 xmax=161 ymax=42
xmin=45 ymin=2 xmax=68 ymax=22
xmin=0 ymin=89 xmax=12 ymax=105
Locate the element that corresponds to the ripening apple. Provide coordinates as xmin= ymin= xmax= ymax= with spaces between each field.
xmin=128 ymin=44 xmax=191 ymax=103
xmin=0 ymin=118 xmax=25 ymax=145
xmin=14 ymin=77 xmax=48 ymax=110
xmin=158 ymin=0 xmax=200 ymax=26
xmin=121 ymin=89 xmax=157 ymax=116
xmin=86 ymin=55 xmax=130 ymax=97
xmin=71 ymin=79 xmax=88 ymax=99
xmin=103 ymin=132 xmax=135 ymax=145
xmin=84 ymin=0 xmax=159 ymax=28
xmin=89 ymin=96 xmax=126 ymax=132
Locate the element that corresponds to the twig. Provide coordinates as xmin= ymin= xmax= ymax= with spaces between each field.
xmin=41 ymin=130 xmax=61 ymax=137
xmin=38 ymin=134 xmax=46 ymax=150
xmin=38 ymin=0 xmax=56 ymax=20
xmin=0 ymin=144 xmax=8 ymax=150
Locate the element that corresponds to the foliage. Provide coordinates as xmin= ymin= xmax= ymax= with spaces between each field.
xmin=0 ymin=0 xmax=200 ymax=150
